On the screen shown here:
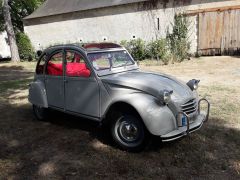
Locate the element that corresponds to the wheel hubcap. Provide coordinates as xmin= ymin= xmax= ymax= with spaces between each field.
xmin=119 ymin=120 xmax=139 ymax=142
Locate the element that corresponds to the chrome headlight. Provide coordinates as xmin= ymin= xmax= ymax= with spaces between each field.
xmin=187 ymin=79 xmax=200 ymax=91
xmin=158 ymin=90 xmax=173 ymax=104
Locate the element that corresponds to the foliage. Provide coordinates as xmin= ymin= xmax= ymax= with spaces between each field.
xmin=146 ymin=39 xmax=170 ymax=65
xmin=121 ymin=38 xmax=171 ymax=64
xmin=167 ymin=14 xmax=190 ymax=62
xmin=0 ymin=0 xmax=45 ymax=32
xmin=16 ymin=32 xmax=35 ymax=61
xmin=121 ymin=38 xmax=147 ymax=61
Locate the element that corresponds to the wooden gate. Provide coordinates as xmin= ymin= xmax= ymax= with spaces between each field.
xmin=198 ymin=9 xmax=240 ymax=55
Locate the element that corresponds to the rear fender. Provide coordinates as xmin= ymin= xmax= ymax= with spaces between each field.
xmin=29 ymin=80 xmax=48 ymax=108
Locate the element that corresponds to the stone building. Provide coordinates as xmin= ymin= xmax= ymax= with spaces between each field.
xmin=20 ymin=0 xmax=240 ymax=55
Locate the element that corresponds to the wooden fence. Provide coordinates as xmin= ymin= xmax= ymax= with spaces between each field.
xmin=198 ymin=9 xmax=240 ymax=55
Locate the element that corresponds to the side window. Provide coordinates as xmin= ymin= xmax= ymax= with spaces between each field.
xmin=46 ymin=52 xmax=63 ymax=76
xmin=65 ymin=51 xmax=91 ymax=77
xmin=36 ymin=54 xmax=46 ymax=74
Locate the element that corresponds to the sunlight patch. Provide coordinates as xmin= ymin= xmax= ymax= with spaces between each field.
xmin=233 ymin=161 xmax=240 ymax=175
xmin=8 ymin=140 xmax=20 ymax=148
xmin=91 ymin=140 xmax=109 ymax=150
xmin=7 ymin=89 xmax=28 ymax=105
xmin=38 ymin=162 xmax=56 ymax=176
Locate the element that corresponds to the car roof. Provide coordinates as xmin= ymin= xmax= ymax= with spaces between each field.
xmin=44 ymin=43 xmax=125 ymax=54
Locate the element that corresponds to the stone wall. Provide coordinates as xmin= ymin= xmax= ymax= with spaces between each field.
xmin=24 ymin=0 xmax=240 ymax=54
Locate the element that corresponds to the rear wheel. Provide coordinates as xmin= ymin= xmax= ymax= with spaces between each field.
xmin=110 ymin=112 xmax=147 ymax=151
xmin=33 ymin=105 xmax=48 ymax=121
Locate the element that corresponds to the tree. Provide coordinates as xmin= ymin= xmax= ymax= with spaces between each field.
xmin=8 ymin=0 xmax=45 ymax=32
xmin=2 ymin=0 xmax=20 ymax=62
xmin=0 ymin=0 xmax=45 ymax=61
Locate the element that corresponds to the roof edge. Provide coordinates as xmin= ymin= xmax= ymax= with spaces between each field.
xmin=24 ymin=0 xmax=147 ymax=20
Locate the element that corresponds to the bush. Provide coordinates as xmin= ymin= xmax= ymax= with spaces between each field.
xmin=120 ymin=38 xmax=147 ymax=61
xmin=167 ymin=14 xmax=190 ymax=62
xmin=147 ymin=39 xmax=170 ymax=65
xmin=16 ymin=32 xmax=35 ymax=61
xmin=120 ymin=40 xmax=130 ymax=51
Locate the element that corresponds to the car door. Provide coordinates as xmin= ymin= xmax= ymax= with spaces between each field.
xmin=64 ymin=49 xmax=100 ymax=118
xmin=45 ymin=50 xmax=64 ymax=109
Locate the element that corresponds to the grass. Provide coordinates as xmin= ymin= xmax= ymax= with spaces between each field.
xmin=0 ymin=56 xmax=240 ymax=179
xmin=0 ymin=79 xmax=32 ymax=93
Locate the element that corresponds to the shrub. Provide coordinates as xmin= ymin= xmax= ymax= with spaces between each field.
xmin=167 ymin=14 xmax=190 ymax=62
xmin=147 ymin=39 xmax=170 ymax=65
xmin=16 ymin=32 xmax=35 ymax=61
xmin=120 ymin=38 xmax=147 ymax=61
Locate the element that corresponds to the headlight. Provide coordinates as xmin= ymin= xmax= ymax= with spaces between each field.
xmin=158 ymin=90 xmax=173 ymax=104
xmin=187 ymin=79 xmax=200 ymax=91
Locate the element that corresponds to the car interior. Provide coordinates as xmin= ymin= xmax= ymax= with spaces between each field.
xmin=46 ymin=52 xmax=91 ymax=77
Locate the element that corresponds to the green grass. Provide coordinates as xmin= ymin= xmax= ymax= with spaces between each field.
xmin=0 ymin=79 xmax=32 ymax=94
xmin=0 ymin=61 xmax=36 ymax=70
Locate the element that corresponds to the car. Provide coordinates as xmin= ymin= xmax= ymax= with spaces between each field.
xmin=29 ymin=43 xmax=210 ymax=151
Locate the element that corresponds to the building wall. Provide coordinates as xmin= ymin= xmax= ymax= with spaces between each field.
xmin=0 ymin=31 xmax=11 ymax=59
xmin=24 ymin=0 xmax=240 ymax=54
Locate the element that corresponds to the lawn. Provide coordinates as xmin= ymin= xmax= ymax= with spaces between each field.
xmin=0 ymin=56 xmax=239 ymax=179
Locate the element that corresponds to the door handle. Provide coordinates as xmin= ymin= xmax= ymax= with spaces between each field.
xmin=64 ymin=79 xmax=68 ymax=83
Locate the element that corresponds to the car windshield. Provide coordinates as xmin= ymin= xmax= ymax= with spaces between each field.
xmin=87 ymin=50 xmax=135 ymax=71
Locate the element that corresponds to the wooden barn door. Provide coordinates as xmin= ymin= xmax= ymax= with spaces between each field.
xmin=198 ymin=9 xmax=240 ymax=55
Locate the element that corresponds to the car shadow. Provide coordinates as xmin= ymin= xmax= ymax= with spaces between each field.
xmin=46 ymin=110 xmax=114 ymax=146
xmin=43 ymin=109 xmax=180 ymax=151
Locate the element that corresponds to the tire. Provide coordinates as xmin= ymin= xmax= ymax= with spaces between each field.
xmin=33 ymin=105 xmax=48 ymax=121
xmin=110 ymin=112 xmax=147 ymax=152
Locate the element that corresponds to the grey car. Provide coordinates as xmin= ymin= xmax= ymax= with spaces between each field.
xmin=29 ymin=43 xmax=210 ymax=151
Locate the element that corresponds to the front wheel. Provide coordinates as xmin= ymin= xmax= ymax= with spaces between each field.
xmin=33 ymin=105 xmax=48 ymax=121
xmin=111 ymin=113 xmax=147 ymax=152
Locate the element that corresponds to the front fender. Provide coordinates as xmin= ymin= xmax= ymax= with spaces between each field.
xmin=28 ymin=80 xmax=48 ymax=108
xmin=110 ymin=93 xmax=177 ymax=136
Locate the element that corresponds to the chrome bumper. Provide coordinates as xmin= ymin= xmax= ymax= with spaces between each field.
xmin=161 ymin=98 xmax=210 ymax=142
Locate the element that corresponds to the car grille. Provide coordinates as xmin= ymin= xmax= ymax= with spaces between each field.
xmin=181 ymin=99 xmax=197 ymax=115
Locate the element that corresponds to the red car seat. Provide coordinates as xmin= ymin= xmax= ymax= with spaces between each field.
xmin=66 ymin=63 xmax=91 ymax=77
xmin=47 ymin=62 xmax=63 ymax=76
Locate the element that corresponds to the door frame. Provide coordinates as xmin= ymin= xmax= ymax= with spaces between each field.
xmin=44 ymin=48 xmax=65 ymax=109
xmin=62 ymin=47 xmax=101 ymax=118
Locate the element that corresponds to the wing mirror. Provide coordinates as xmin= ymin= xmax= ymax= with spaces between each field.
xmin=36 ymin=50 xmax=43 ymax=57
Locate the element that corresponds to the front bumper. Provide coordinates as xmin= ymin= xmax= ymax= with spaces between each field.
xmin=161 ymin=98 xmax=210 ymax=142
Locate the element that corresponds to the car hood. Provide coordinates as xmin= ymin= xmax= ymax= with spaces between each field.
xmin=101 ymin=70 xmax=194 ymax=102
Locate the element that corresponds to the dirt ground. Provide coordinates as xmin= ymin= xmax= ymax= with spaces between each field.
xmin=0 ymin=56 xmax=239 ymax=179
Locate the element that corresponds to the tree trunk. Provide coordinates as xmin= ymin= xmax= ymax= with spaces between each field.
xmin=2 ymin=0 xmax=20 ymax=62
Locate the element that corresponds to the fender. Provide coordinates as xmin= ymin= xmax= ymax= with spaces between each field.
xmin=105 ymin=93 xmax=177 ymax=136
xmin=29 ymin=80 xmax=48 ymax=108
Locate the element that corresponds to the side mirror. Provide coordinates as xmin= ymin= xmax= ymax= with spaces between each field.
xmin=37 ymin=50 xmax=43 ymax=57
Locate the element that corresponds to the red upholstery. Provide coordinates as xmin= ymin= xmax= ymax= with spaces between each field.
xmin=47 ymin=62 xmax=90 ymax=77
xmin=66 ymin=63 xmax=91 ymax=77
xmin=47 ymin=62 xmax=63 ymax=76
